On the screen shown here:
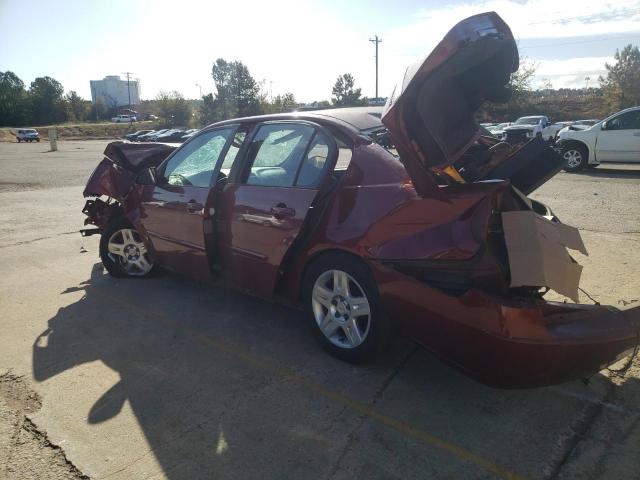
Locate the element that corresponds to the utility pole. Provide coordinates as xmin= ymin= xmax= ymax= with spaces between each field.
xmin=122 ymin=71 xmax=133 ymax=108
xmin=196 ymin=83 xmax=202 ymax=98
xmin=369 ymin=35 xmax=382 ymax=99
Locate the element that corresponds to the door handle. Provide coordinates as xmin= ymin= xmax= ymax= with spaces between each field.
xmin=270 ymin=203 xmax=296 ymax=219
xmin=186 ymin=200 xmax=203 ymax=214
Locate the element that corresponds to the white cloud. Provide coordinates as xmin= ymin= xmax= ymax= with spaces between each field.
xmin=378 ymin=1 xmax=638 ymax=96
xmin=532 ymin=56 xmax=614 ymax=87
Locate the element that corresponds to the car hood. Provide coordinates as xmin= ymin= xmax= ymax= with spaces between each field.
xmin=103 ymin=141 xmax=177 ymax=173
xmin=504 ymin=125 xmax=535 ymax=130
xmin=381 ymin=11 xmax=518 ymax=195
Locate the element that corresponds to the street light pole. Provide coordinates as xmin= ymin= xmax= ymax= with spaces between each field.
xmin=369 ymin=35 xmax=382 ymax=99
xmin=196 ymin=83 xmax=202 ymax=98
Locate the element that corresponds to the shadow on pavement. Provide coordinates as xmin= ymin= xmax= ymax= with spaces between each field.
xmin=30 ymin=263 xmax=403 ymax=478
xmin=30 ymin=263 xmax=640 ymax=479
xmin=573 ymin=165 xmax=640 ymax=179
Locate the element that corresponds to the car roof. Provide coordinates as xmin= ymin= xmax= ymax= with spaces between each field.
xmin=208 ymin=106 xmax=384 ymax=133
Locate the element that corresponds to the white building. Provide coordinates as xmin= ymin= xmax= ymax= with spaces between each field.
xmin=89 ymin=75 xmax=140 ymax=108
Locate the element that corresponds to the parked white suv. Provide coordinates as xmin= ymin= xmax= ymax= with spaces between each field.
xmin=16 ymin=129 xmax=40 ymax=142
xmin=111 ymin=114 xmax=136 ymax=123
xmin=556 ymin=107 xmax=640 ymax=172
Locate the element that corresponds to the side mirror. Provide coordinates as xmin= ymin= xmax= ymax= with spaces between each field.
xmin=136 ymin=166 xmax=157 ymax=185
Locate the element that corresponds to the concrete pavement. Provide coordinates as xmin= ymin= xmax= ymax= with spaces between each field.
xmin=1 ymin=141 xmax=639 ymax=480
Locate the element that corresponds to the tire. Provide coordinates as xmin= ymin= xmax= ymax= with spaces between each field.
xmin=302 ymin=252 xmax=391 ymax=363
xmin=562 ymin=143 xmax=588 ymax=172
xmin=36 ymin=138 xmax=40 ymax=142
xmin=99 ymin=217 xmax=154 ymax=278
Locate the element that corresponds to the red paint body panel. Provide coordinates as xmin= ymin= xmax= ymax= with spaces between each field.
xmin=369 ymin=261 xmax=638 ymax=388
xmin=139 ymin=184 xmax=211 ymax=280
xmin=216 ymin=183 xmax=318 ymax=298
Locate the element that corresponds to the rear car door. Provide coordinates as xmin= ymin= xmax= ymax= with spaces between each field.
xmin=138 ymin=127 xmax=235 ymax=279
xmin=216 ymin=121 xmax=336 ymax=298
xmin=596 ymin=110 xmax=640 ymax=162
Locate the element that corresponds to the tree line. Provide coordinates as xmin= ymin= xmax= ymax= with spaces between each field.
xmin=197 ymin=59 xmax=368 ymax=124
xmin=2 ymin=44 xmax=638 ymax=128
xmin=0 ymin=72 xmax=95 ymax=126
xmin=480 ymin=44 xmax=640 ymax=122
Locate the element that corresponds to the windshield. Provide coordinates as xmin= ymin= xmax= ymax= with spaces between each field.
xmin=515 ymin=117 xmax=542 ymax=126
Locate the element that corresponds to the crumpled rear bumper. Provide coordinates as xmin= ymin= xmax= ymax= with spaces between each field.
xmin=370 ymin=262 xmax=639 ymax=388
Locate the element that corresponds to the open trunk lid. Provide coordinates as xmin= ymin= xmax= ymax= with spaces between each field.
xmin=381 ymin=12 xmax=563 ymax=196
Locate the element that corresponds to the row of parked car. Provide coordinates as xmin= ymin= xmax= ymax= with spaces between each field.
xmin=481 ymin=116 xmax=600 ymax=144
xmin=482 ymin=106 xmax=640 ymax=171
xmin=124 ymin=128 xmax=199 ymax=143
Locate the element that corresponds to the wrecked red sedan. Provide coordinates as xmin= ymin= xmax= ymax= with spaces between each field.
xmin=82 ymin=12 xmax=638 ymax=388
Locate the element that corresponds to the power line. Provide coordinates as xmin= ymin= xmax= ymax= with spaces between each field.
xmin=122 ymin=71 xmax=134 ymax=108
xmin=369 ymin=35 xmax=382 ymax=98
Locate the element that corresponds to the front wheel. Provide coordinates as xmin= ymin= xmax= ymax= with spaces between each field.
xmin=302 ymin=253 xmax=391 ymax=363
xmin=562 ymin=144 xmax=588 ymax=172
xmin=99 ymin=218 xmax=154 ymax=278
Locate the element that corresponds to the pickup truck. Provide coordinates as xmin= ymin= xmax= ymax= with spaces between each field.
xmin=556 ymin=107 xmax=640 ymax=171
xmin=502 ymin=116 xmax=564 ymax=143
xmin=111 ymin=114 xmax=136 ymax=123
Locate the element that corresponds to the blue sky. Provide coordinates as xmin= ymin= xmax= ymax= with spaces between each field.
xmin=1 ymin=0 xmax=639 ymax=102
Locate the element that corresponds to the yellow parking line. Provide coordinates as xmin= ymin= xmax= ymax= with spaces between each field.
xmin=97 ymin=289 xmax=527 ymax=480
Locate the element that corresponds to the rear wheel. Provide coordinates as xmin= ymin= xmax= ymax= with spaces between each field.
xmin=303 ymin=253 xmax=391 ymax=363
xmin=562 ymin=144 xmax=588 ymax=172
xmin=99 ymin=218 xmax=154 ymax=278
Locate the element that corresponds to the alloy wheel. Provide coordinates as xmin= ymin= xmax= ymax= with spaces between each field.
xmin=106 ymin=228 xmax=153 ymax=276
xmin=311 ymin=269 xmax=371 ymax=349
xmin=563 ymin=149 xmax=583 ymax=169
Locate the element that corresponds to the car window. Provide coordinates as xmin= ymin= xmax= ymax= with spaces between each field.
xmin=245 ymin=124 xmax=315 ymax=187
xmin=220 ymin=130 xmax=247 ymax=175
xmin=162 ymin=128 xmax=233 ymax=187
xmin=296 ymin=132 xmax=330 ymax=187
xmin=606 ymin=110 xmax=640 ymax=130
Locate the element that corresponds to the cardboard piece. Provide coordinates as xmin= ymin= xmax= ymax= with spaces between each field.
xmin=501 ymin=211 xmax=588 ymax=302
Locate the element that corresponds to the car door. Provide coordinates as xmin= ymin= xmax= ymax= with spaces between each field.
xmin=138 ymin=127 xmax=236 ymax=279
xmin=215 ymin=121 xmax=336 ymax=298
xmin=596 ymin=110 xmax=640 ymax=162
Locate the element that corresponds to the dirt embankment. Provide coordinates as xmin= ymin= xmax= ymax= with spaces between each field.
xmin=0 ymin=122 xmax=160 ymax=143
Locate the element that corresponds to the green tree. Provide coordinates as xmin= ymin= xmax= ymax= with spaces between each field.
xmin=198 ymin=93 xmax=219 ymax=125
xmin=65 ymin=91 xmax=89 ymax=121
xmin=210 ymin=58 xmax=263 ymax=121
xmin=331 ymin=73 xmax=364 ymax=106
xmin=508 ymin=58 xmax=537 ymax=100
xmin=156 ymin=91 xmax=192 ymax=127
xmin=263 ymin=92 xmax=297 ymax=114
xmin=0 ymin=71 xmax=30 ymax=126
xmin=600 ymin=44 xmax=640 ymax=109
xmin=29 ymin=76 xmax=67 ymax=125
xmin=90 ymin=98 xmax=106 ymax=121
